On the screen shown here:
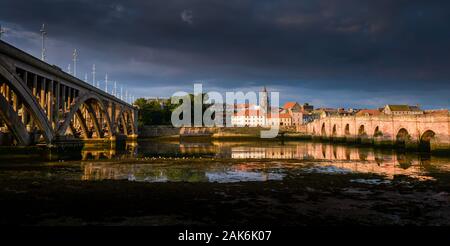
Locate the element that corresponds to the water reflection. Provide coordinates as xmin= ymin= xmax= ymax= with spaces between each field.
xmin=78 ymin=140 xmax=450 ymax=183
xmin=82 ymin=162 xmax=285 ymax=183
xmin=81 ymin=142 xmax=138 ymax=160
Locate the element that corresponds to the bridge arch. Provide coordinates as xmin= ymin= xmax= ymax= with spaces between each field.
xmin=0 ymin=59 xmax=53 ymax=145
xmin=332 ymin=124 xmax=337 ymax=136
xmin=1 ymin=41 xmax=138 ymax=146
xmin=344 ymin=123 xmax=350 ymax=136
xmin=57 ymin=93 xmax=113 ymax=138
xmin=0 ymin=92 xmax=30 ymax=145
xmin=374 ymin=126 xmax=383 ymax=137
xmin=419 ymin=130 xmax=436 ymax=152
xmin=321 ymin=123 xmax=326 ymax=137
xmin=358 ymin=125 xmax=366 ymax=136
xmin=357 ymin=124 xmax=369 ymax=143
xmin=396 ymin=128 xmax=410 ymax=148
xmin=115 ymin=106 xmax=136 ymax=136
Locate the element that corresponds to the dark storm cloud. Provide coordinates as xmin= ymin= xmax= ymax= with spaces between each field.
xmin=0 ymin=0 xmax=449 ymax=108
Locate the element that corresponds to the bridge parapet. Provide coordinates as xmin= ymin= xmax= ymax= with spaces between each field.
xmin=0 ymin=40 xmax=138 ymax=147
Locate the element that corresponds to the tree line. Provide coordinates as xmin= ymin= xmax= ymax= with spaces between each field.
xmin=133 ymin=94 xmax=212 ymax=127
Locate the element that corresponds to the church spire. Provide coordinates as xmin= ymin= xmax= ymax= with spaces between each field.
xmin=260 ymin=86 xmax=269 ymax=115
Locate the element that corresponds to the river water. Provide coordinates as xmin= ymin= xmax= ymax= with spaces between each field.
xmin=2 ymin=139 xmax=450 ymax=226
xmin=2 ymin=139 xmax=450 ymax=185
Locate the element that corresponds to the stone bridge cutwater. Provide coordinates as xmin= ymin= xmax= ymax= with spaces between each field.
xmin=0 ymin=40 xmax=138 ymax=147
xmin=304 ymin=113 xmax=450 ymax=153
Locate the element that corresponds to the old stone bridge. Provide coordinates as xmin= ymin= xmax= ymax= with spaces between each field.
xmin=304 ymin=113 xmax=450 ymax=152
xmin=0 ymin=40 xmax=137 ymax=147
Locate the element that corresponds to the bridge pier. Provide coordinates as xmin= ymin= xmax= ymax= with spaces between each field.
xmin=0 ymin=127 xmax=13 ymax=145
xmin=51 ymin=134 xmax=137 ymax=149
xmin=345 ymin=136 xmax=358 ymax=144
xmin=373 ymin=136 xmax=393 ymax=148
xmin=430 ymin=134 xmax=450 ymax=153
xmin=331 ymin=136 xmax=346 ymax=143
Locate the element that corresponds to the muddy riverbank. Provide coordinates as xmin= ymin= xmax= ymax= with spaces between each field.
xmin=1 ymin=158 xmax=450 ymax=226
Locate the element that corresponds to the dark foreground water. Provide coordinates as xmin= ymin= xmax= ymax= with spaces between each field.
xmin=1 ymin=139 xmax=450 ymax=225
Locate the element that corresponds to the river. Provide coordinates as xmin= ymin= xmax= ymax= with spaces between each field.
xmin=1 ymin=139 xmax=450 ymax=225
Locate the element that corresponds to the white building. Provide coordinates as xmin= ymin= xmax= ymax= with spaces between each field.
xmin=231 ymin=110 xmax=267 ymax=127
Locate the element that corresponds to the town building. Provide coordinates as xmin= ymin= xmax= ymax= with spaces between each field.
xmin=355 ymin=109 xmax=382 ymax=117
xmin=282 ymin=102 xmax=302 ymax=114
xmin=231 ymin=109 xmax=266 ymax=127
xmin=229 ymin=87 xmax=316 ymax=127
xmin=382 ymin=104 xmax=423 ymax=115
xmin=267 ymin=113 xmax=293 ymax=126
xmin=300 ymin=103 xmax=314 ymax=113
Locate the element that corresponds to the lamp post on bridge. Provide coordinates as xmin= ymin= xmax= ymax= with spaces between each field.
xmin=72 ymin=49 xmax=78 ymax=77
xmin=105 ymin=73 xmax=108 ymax=93
xmin=40 ymin=24 xmax=47 ymax=61
xmin=0 ymin=25 xmax=5 ymax=40
xmin=92 ymin=64 xmax=96 ymax=87
xmin=113 ymin=81 xmax=117 ymax=97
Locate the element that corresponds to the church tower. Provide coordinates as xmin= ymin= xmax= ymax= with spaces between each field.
xmin=259 ymin=86 xmax=269 ymax=114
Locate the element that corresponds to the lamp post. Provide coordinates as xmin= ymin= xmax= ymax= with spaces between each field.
xmin=72 ymin=49 xmax=78 ymax=77
xmin=0 ymin=25 xmax=5 ymax=40
xmin=92 ymin=64 xmax=96 ymax=87
xmin=40 ymin=24 xmax=47 ymax=61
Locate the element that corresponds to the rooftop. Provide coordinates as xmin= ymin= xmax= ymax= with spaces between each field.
xmin=283 ymin=102 xmax=298 ymax=109
xmin=385 ymin=104 xmax=422 ymax=111
xmin=356 ymin=109 xmax=382 ymax=116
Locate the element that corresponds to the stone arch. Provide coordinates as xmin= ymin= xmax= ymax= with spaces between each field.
xmin=357 ymin=125 xmax=368 ymax=143
xmin=57 ymin=93 xmax=113 ymax=138
xmin=321 ymin=123 xmax=326 ymax=137
xmin=373 ymin=126 xmax=383 ymax=137
xmin=396 ymin=128 xmax=410 ymax=148
xmin=358 ymin=125 xmax=366 ymax=136
xmin=332 ymin=124 xmax=337 ymax=136
xmin=0 ymin=59 xmax=54 ymax=144
xmin=344 ymin=123 xmax=350 ymax=136
xmin=419 ymin=130 xmax=436 ymax=152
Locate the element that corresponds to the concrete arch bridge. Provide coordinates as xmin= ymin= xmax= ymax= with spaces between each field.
xmin=0 ymin=41 xmax=137 ymax=147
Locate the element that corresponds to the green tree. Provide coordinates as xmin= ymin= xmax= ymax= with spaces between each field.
xmin=133 ymin=94 xmax=213 ymax=127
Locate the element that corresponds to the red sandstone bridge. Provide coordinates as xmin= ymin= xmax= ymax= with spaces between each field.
xmin=0 ymin=40 xmax=137 ymax=147
xmin=304 ymin=113 xmax=450 ymax=152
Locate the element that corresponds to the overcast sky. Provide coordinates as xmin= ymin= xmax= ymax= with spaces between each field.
xmin=1 ymin=0 xmax=449 ymax=109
